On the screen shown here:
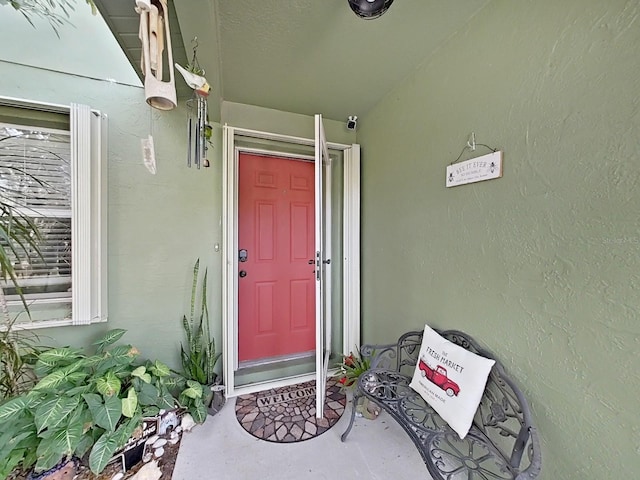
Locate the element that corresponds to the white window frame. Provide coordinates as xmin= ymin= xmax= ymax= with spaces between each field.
xmin=0 ymin=97 xmax=108 ymax=329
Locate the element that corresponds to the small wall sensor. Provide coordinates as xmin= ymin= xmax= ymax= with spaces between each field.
xmin=347 ymin=115 xmax=358 ymax=130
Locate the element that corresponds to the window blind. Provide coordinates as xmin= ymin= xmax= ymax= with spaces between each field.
xmin=0 ymin=123 xmax=72 ymax=305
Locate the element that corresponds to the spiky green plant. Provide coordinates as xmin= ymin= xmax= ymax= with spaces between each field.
xmin=0 ymin=134 xmax=47 ymax=402
xmin=0 ymin=317 xmax=40 ymax=401
xmin=0 ymin=132 xmax=49 ymax=314
xmin=0 ymin=205 xmax=41 ymax=315
xmin=180 ymin=259 xmax=220 ymax=386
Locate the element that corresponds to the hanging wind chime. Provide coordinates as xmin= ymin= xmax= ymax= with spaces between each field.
xmin=176 ymin=38 xmax=211 ymax=168
xmin=136 ymin=0 xmax=177 ymax=110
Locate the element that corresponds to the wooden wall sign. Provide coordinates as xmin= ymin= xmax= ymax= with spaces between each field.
xmin=446 ymin=151 xmax=503 ymax=188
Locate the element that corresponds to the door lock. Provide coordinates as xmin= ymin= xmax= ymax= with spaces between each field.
xmin=239 ymin=249 xmax=248 ymax=262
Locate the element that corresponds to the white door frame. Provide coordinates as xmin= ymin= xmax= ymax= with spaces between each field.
xmin=222 ymin=125 xmax=360 ymax=398
xmin=314 ymin=114 xmax=331 ymax=418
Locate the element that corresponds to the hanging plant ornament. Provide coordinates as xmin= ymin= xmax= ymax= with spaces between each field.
xmin=175 ymin=37 xmax=212 ymax=168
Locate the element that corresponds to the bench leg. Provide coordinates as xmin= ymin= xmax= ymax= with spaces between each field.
xmin=341 ymin=391 xmax=361 ymax=442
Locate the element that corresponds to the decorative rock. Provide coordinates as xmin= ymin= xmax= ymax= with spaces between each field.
xmin=142 ymin=452 xmax=153 ymax=463
xmin=175 ymin=426 xmax=182 ymax=434
xmin=145 ymin=435 xmax=159 ymax=445
xmin=168 ymin=436 xmax=180 ymax=445
xmin=111 ymin=473 xmax=124 ymax=480
xmin=130 ymin=460 xmax=162 ymax=480
xmin=180 ymin=413 xmax=196 ymax=432
xmin=158 ymin=411 xmax=179 ymax=435
xmin=154 ymin=447 xmax=165 ymax=458
xmin=151 ymin=438 xmax=167 ymax=449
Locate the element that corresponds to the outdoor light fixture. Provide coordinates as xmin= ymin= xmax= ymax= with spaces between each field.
xmin=348 ymin=0 xmax=394 ymax=19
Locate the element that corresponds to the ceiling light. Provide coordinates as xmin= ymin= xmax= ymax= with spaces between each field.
xmin=348 ymin=0 xmax=394 ymax=20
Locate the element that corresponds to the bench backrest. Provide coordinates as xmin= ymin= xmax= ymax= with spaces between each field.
xmin=373 ymin=329 xmax=541 ymax=477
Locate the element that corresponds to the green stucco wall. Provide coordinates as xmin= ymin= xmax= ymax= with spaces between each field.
xmin=0 ymin=61 xmax=224 ymax=370
xmin=221 ymin=101 xmax=356 ymax=144
xmin=0 ymin=48 xmax=353 ymax=379
xmin=357 ymin=0 xmax=639 ymax=478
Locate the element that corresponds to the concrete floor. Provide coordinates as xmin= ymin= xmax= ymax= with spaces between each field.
xmin=172 ymin=397 xmax=429 ymax=479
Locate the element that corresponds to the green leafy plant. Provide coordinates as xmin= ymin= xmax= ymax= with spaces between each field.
xmin=0 ymin=206 xmax=41 ymax=313
xmin=0 ymin=317 xmax=40 ymax=401
xmin=336 ymin=347 xmax=371 ymax=388
xmin=175 ymin=377 xmax=207 ymax=424
xmin=0 ymin=329 xmax=205 ymax=479
xmin=0 ymin=188 xmax=44 ymax=317
xmin=0 ymin=133 xmax=48 ymax=404
xmin=180 ymin=259 xmax=220 ymax=386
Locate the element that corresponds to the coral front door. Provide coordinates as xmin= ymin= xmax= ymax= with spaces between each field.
xmin=237 ymin=152 xmax=316 ymax=363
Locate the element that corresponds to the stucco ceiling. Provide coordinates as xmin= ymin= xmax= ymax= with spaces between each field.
xmin=95 ymin=0 xmax=491 ymax=122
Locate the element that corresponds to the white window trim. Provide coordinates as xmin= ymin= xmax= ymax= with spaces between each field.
xmin=0 ymin=97 xmax=108 ymax=330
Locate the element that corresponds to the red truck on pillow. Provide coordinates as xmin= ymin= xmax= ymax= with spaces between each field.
xmin=418 ymin=359 xmax=461 ymax=397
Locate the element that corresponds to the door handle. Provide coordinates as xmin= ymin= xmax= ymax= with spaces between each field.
xmin=239 ymin=270 xmax=247 ymax=278
xmin=308 ymin=259 xmax=314 ymax=264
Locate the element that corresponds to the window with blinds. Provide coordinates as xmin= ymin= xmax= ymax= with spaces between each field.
xmin=0 ymin=123 xmax=73 ymax=309
xmin=0 ymin=100 xmax=107 ymax=328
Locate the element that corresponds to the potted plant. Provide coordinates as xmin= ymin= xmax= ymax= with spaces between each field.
xmin=336 ymin=348 xmax=380 ymax=420
xmin=179 ymin=259 xmax=224 ymax=416
xmin=0 ymin=329 xmax=206 ymax=479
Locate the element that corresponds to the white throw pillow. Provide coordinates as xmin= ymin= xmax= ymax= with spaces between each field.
xmin=409 ymin=324 xmax=495 ymax=439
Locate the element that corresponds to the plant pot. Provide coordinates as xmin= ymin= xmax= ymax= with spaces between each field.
xmin=208 ymin=384 xmax=226 ymax=416
xmin=27 ymin=458 xmax=77 ymax=480
xmin=355 ymin=396 xmax=380 ymax=420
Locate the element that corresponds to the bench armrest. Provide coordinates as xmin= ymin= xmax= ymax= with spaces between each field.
xmin=360 ymin=342 xmax=399 ymax=370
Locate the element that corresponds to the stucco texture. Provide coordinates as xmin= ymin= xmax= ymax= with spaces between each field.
xmin=357 ymin=0 xmax=639 ymax=478
xmin=0 ymin=63 xmax=352 ymax=377
xmin=0 ymin=62 xmax=224 ymax=370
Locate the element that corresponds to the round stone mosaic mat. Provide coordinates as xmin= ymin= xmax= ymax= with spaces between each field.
xmin=235 ymin=378 xmax=346 ymax=443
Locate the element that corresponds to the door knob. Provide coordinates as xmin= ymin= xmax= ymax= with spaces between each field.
xmin=239 ymin=270 xmax=247 ymax=278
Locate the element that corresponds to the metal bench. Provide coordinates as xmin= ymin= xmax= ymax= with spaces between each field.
xmin=341 ymin=330 xmax=542 ymax=479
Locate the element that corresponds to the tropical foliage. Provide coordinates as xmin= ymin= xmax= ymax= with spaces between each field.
xmin=0 ymin=132 xmax=46 ymax=405
xmin=180 ymin=259 xmax=220 ymax=386
xmin=0 ymin=145 xmax=44 ymax=315
xmin=0 ymin=206 xmax=40 ymax=312
xmin=0 ymin=318 xmax=39 ymax=401
xmin=336 ymin=348 xmax=371 ymax=387
xmin=0 ymin=329 xmax=206 ymax=478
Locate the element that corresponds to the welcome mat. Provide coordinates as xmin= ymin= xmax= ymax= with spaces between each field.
xmin=235 ymin=378 xmax=346 ymax=443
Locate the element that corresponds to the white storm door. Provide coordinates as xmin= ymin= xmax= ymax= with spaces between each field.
xmin=314 ymin=114 xmax=332 ymax=419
